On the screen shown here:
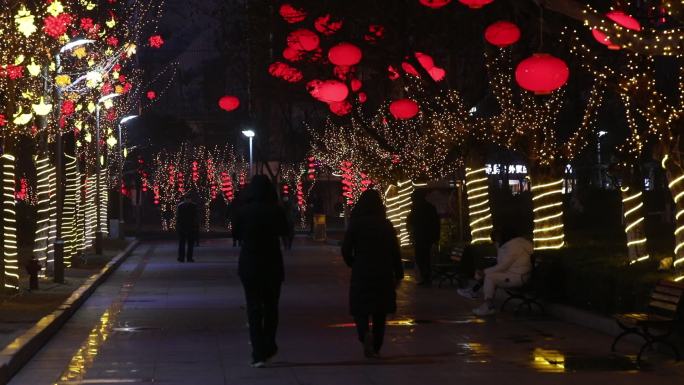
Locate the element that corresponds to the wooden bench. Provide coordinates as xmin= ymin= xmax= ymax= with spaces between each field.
xmin=500 ymin=254 xmax=545 ymax=315
xmin=611 ymin=280 xmax=684 ymax=364
xmin=432 ymin=246 xmax=464 ymax=288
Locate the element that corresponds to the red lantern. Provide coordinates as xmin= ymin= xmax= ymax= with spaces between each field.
xmin=308 ymin=80 xmax=349 ymax=103
xmin=388 ymin=66 xmax=400 ymax=80
xmin=390 ymin=99 xmax=420 ymax=120
xmin=279 ymin=4 xmax=307 ymax=23
xmin=419 ymin=0 xmax=452 ymax=8
xmin=287 ymin=29 xmax=320 ymax=51
xmin=515 ymin=53 xmax=569 ymax=95
xmin=329 ymin=100 xmax=352 ymax=116
xmin=592 ymin=29 xmax=620 ymax=50
xmin=269 ymin=62 xmax=303 ymax=83
xmin=401 ymin=62 xmax=420 ymax=77
xmin=328 ymin=43 xmax=362 ymax=66
xmin=364 ymin=24 xmax=385 ymax=43
xmin=146 ymin=90 xmax=156 ymax=100
xmin=458 ymin=0 xmax=494 ymax=8
xmin=358 ymin=92 xmax=368 ymax=103
xmin=606 ymin=10 xmax=641 ymax=31
xmin=485 ymin=21 xmax=521 ymax=47
xmin=218 ymin=95 xmax=240 ymax=111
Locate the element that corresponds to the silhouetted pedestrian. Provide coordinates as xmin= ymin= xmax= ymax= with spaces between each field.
xmin=233 ymin=175 xmax=290 ymax=368
xmin=229 ymin=190 xmax=244 ymax=247
xmin=282 ymin=196 xmax=296 ymax=250
xmin=342 ymin=189 xmax=404 ymax=358
xmin=176 ymin=193 xmax=198 ymax=262
xmin=407 ymin=190 xmax=440 ymax=287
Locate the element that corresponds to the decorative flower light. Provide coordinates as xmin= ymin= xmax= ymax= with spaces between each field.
xmin=27 ymin=61 xmax=41 ymax=77
xmin=86 ymin=71 xmax=103 ymax=88
xmin=15 ymin=7 xmax=37 ymax=37
xmin=606 ymin=10 xmax=642 ymax=31
xmin=107 ymin=136 xmax=118 ymax=148
xmin=279 ymin=4 xmax=307 ymax=23
xmin=315 ymin=14 xmax=343 ymax=36
xmin=592 ymin=29 xmax=620 ymax=50
xmin=458 ymin=0 xmax=494 ymax=8
xmin=32 ymin=98 xmax=53 ymax=116
xmin=149 ymin=35 xmax=164 ymax=48
xmin=485 ymin=21 xmax=521 ymax=47
xmin=147 ymin=90 xmax=157 ymax=100
xmin=365 ymin=24 xmax=385 ymax=43
xmin=419 ymin=0 xmax=452 ymax=9
xmin=328 ymin=43 xmax=362 ymax=66
xmin=47 ymin=1 xmax=65 ymax=16
xmin=218 ymin=95 xmax=240 ymax=111
xmin=515 ymin=53 xmax=569 ymax=94
xmin=13 ymin=108 xmax=33 ymax=125
xmin=43 ymin=13 xmax=72 ymax=39
xmin=0 ymin=114 xmax=7 ymax=126
xmin=389 ymin=99 xmax=420 ymax=119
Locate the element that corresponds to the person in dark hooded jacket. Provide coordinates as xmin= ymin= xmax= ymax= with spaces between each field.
xmin=342 ymin=189 xmax=404 ymax=358
xmin=233 ymin=175 xmax=290 ymax=367
xmin=406 ymin=190 xmax=440 ymax=286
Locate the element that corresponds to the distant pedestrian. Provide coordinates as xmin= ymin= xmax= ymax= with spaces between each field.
xmin=229 ymin=190 xmax=244 ymax=247
xmin=176 ymin=193 xmax=198 ymax=262
xmin=282 ymin=196 xmax=296 ymax=250
xmin=406 ymin=190 xmax=440 ymax=287
xmin=233 ymin=175 xmax=290 ymax=368
xmin=342 ymin=189 xmax=404 ymax=358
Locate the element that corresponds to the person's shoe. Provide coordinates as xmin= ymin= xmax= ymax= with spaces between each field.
xmin=363 ymin=333 xmax=375 ymax=358
xmin=250 ymin=360 xmax=266 ymax=368
xmin=457 ymin=288 xmax=479 ymax=300
xmin=187 ymin=258 xmax=195 ymax=262
xmin=265 ymin=347 xmax=278 ymax=363
xmin=177 ymin=258 xmax=184 ymax=263
xmin=472 ymin=303 xmax=497 ymax=316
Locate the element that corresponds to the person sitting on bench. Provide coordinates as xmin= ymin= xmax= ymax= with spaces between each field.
xmin=458 ymin=225 xmax=533 ymax=316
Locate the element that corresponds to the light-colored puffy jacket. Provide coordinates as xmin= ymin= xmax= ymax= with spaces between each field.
xmin=484 ymin=237 xmax=534 ymax=276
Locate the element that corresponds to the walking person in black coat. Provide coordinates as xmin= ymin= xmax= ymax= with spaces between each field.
xmin=407 ymin=190 xmax=440 ymax=287
xmin=342 ymin=189 xmax=404 ymax=358
xmin=233 ymin=175 xmax=290 ymax=368
xmin=176 ymin=193 xmax=198 ymax=262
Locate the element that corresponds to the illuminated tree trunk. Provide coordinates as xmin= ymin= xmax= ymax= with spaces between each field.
xmin=47 ymin=164 xmax=57 ymax=267
xmin=620 ymin=183 xmax=650 ymax=265
xmin=465 ymin=165 xmax=493 ymax=244
xmin=63 ymin=155 xmax=79 ymax=267
xmin=85 ymin=174 xmax=97 ymax=248
xmin=530 ymin=170 xmax=566 ymax=250
xmin=663 ymin=156 xmax=684 ymax=281
xmin=385 ymin=180 xmax=416 ymax=247
xmin=33 ymin=156 xmax=52 ymax=277
xmin=1 ymin=154 xmax=19 ymax=290
xmin=99 ymin=169 xmax=109 ymax=236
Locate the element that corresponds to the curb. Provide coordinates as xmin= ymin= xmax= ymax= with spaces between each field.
xmin=0 ymin=240 xmax=140 ymax=385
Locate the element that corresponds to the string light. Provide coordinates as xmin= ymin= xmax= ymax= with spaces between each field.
xmin=465 ymin=167 xmax=493 ymax=244
xmin=2 ymin=154 xmax=19 ymax=290
xmin=33 ymin=156 xmax=51 ymax=277
xmin=621 ymin=186 xmax=650 ymax=265
xmin=531 ymin=179 xmax=565 ymax=250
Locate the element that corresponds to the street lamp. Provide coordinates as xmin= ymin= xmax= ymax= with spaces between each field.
xmin=94 ymin=93 xmax=121 ymax=254
xmin=597 ymin=130 xmax=608 ymax=188
xmin=51 ymin=38 xmax=95 ymax=283
xmin=117 ymin=115 xmax=137 ymax=236
xmin=242 ymin=129 xmax=255 ymax=178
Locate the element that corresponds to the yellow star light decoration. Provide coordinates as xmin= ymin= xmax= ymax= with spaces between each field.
xmin=32 ymin=98 xmax=53 ymax=116
xmin=72 ymin=47 xmax=87 ymax=59
xmin=15 ymin=7 xmax=37 ymax=37
xmin=47 ymin=1 xmax=66 ymax=17
xmin=27 ymin=60 xmax=41 ymax=77
xmin=55 ymin=74 xmax=72 ymax=87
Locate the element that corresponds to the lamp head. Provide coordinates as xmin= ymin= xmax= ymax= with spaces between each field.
xmin=98 ymin=93 xmax=121 ymax=104
xmin=60 ymin=39 xmax=95 ymax=53
xmin=120 ymin=115 xmax=138 ymax=125
xmin=242 ymin=129 xmax=256 ymax=138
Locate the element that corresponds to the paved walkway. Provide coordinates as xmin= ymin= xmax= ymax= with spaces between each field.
xmin=8 ymin=239 xmax=684 ymax=385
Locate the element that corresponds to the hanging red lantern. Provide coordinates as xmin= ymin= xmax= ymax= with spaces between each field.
xmin=458 ymin=0 xmax=494 ymax=8
xmin=146 ymin=90 xmax=156 ymax=100
xmin=485 ymin=21 xmax=521 ymax=47
xmin=328 ymin=43 xmax=362 ymax=66
xmin=415 ymin=52 xmax=435 ymax=70
xmin=269 ymin=62 xmax=303 ymax=83
xmin=308 ymin=80 xmax=349 ymax=103
xmin=401 ymin=62 xmax=420 ymax=77
xmin=334 ymin=65 xmax=353 ymax=80
xmin=364 ymin=24 xmax=385 ymax=43
xmin=358 ymin=92 xmax=368 ymax=103
xmin=592 ymin=29 xmax=620 ymax=50
xmin=388 ymin=66 xmax=400 ymax=80
xmin=218 ymin=95 xmax=240 ymax=111
xmin=606 ymin=10 xmax=641 ymax=31
xmin=287 ymin=29 xmax=320 ymax=51
xmin=279 ymin=4 xmax=307 ymax=23
xmin=390 ymin=99 xmax=420 ymax=120
xmin=329 ymin=100 xmax=352 ymax=116
xmin=315 ymin=14 xmax=343 ymax=36
xmin=515 ymin=53 xmax=569 ymax=95
xmin=419 ymin=0 xmax=452 ymax=9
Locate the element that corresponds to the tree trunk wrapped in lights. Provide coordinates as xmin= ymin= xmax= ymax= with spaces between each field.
xmin=48 ymin=164 xmax=57 ymax=266
xmin=63 ymin=154 xmax=80 ymax=266
xmin=99 ymin=169 xmax=110 ymax=237
xmin=85 ymin=174 xmax=97 ymax=248
xmin=33 ymin=156 xmax=52 ymax=277
xmin=620 ymin=184 xmax=650 ymax=265
xmin=1 ymin=154 xmax=19 ymax=290
xmin=530 ymin=173 xmax=566 ymax=250
xmin=385 ymin=180 xmax=417 ymax=247
xmin=465 ymin=166 xmax=493 ymax=244
xmin=662 ymin=154 xmax=684 ymax=282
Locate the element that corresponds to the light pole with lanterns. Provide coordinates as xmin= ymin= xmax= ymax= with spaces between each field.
xmin=242 ymin=129 xmax=255 ymax=178
xmin=117 ymin=115 xmax=137 ymax=237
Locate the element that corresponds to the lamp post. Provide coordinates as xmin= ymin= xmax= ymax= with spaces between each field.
xmin=116 ymin=115 xmax=137 ymax=239
xmin=597 ymin=130 xmax=608 ymax=189
xmin=52 ymin=39 xmax=95 ymax=283
xmin=242 ymin=129 xmax=255 ymax=178
xmin=94 ymin=93 xmax=121 ymax=254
